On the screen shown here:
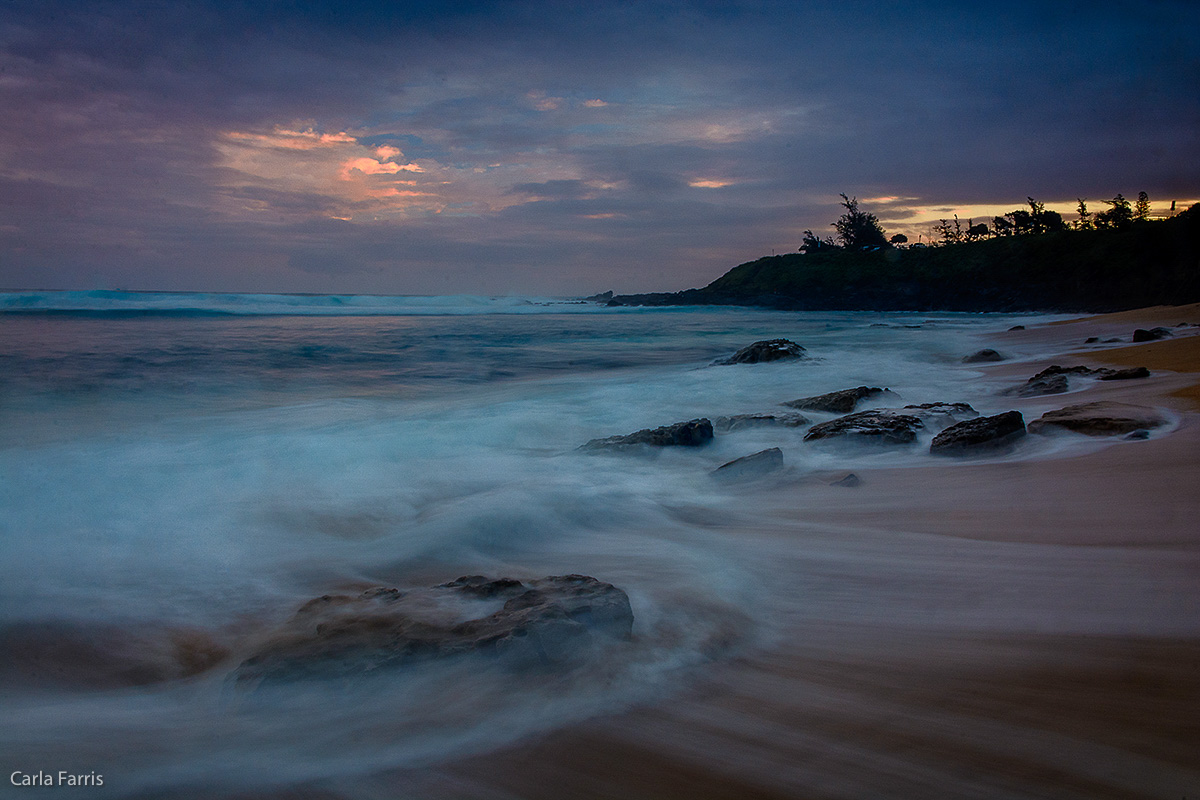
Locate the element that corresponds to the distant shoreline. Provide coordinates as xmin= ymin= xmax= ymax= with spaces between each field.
xmin=607 ymin=204 xmax=1200 ymax=314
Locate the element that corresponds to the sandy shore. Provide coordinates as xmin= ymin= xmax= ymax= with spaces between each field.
xmin=320 ymin=306 xmax=1200 ymax=800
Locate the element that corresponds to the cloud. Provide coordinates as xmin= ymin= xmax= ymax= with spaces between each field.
xmin=0 ymin=0 xmax=1197 ymax=294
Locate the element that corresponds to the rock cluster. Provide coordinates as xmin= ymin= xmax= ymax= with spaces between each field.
xmin=1010 ymin=364 xmax=1150 ymax=396
xmin=234 ymin=575 xmax=634 ymax=685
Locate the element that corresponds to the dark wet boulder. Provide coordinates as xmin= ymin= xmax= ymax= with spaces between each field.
xmin=1015 ymin=373 xmax=1069 ymax=397
xmin=712 ymin=448 xmax=784 ymax=481
xmin=1132 ymin=327 xmax=1173 ymax=342
xmin=803 ymin=410 xmax=924 ymax=445
xmin=1125 ymin=429 xmax=1152 ymax=440
xmin=783 ymin=386 xmax=891 ymax=414
xmin=930 ymin=410 xmax=1026 ymax=456
xmin=830 ymin=473 xmax=861 ymax=487
xmin=962 ymin=348 xmax=1006 ymax=363
xmin=581 ymin=418 xmax=713 ymax=451
xmin=234 ymin=575 xmax=634 ymax=685
xmin=1008 ymin=325 xmax=1026 ymax=331
xmin=714 ymin=412 xmax=810 ymax=432
xmin=1027 ymin=402 xmax=1169 ymax=437
xmin=1012 ymin=365 xmax=1097 ymax=396
xmin=714 ymin=339 xmax=807 ymax=365
xmin=1085 ymin=336 xmax=1100 ymax=344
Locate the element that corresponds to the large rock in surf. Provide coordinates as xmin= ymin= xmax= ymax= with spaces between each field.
xmin=930 ymin=410 xmax=1026 ymax=455
xmin=711 ymin=447 xmax=784 ymax=481
xmin=962 ymin=348 xmax=1006 ymax=363
xmin=714 ymin=412 xmax=810 ymax=432
xmin=1132 ymin=327 xmax=1173 ymax=342
xmin=234 ymin=575 xmax=634 ymax=685
xmin=803 ymin=410 xmax=924 ymax=445
xmin=580 ymin=418 xmax=714 ymax=451
xmin=783 ymin=386 xmax=891 ymax=414
xmin=713 ymin=339 xmax=807 ymax=365
xmin=1027 ymin=401 xmax=1169 ymax=437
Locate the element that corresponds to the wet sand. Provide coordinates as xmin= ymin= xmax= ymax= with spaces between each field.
xmin=326 ymin=307 xmax=1200 ymax=799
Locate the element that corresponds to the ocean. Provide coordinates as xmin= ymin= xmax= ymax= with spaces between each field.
xmin=1 ymin=291 xmax=1117 ymax=797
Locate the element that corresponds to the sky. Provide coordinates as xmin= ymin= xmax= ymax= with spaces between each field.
xmin=1 ymin=0 xmax=1198 ymax=296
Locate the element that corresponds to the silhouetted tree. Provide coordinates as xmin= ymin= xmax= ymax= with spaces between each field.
xmin=992 ymin=215 xmax=1014 ymax=236
xmin=1007 ymin=208 xmax=1035 ymax=235
xmin=832 ymin=194 xmax=888 ymax=249
xmin=800 ymin=229 xmax=838 ymax=253
xmin=1134 ymin=191 xmax=1151 ymax=222
xmin=932 ymin=216 xmax=965 ymax=245
xmin=999 ymin=198 xmax=1065 ymax=236
xmin=1096 ymin=193 xmax=1133 ymax=229
xmin=966 ymin=221 xmax=990 ymax=240
xmin=889 ymin=233 xmax=908 ymax=245
xmin=1076 ymin=198 xmax=1092 ymax=230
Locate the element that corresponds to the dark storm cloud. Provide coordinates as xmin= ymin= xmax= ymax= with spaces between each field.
xmin=1 ymin=0 xmax=1197 ymax=293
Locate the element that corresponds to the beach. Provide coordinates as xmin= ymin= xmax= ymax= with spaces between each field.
xmin=3 ymin=299 xmax=1199 ymax=800
xmin=392 ymin=305 xmax=1200 ymax=800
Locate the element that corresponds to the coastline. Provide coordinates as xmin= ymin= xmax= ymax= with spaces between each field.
xmin=395 ymin=304 xmax=1200 ymax=799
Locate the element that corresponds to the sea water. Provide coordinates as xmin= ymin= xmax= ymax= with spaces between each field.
xmin=0 ymin=292 xmax=1097 ymax=796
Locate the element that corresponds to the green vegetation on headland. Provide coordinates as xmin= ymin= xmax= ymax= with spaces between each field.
xmin=608 ymin=198 xmax=1200 ymax=312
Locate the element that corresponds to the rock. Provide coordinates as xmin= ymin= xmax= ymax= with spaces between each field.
xmin=803 ymin=410 xmax=924 ymax=445
xmin=1098 ymin=366 xmax=1150 ymax=380
xmin=1132 ymin=327 xmax=1173 ymax=342
xmin=1103 ymin=338 xmax=1123 ymax=343
xmin=1085 ymin=337 xmax=1100 ymax=344
xmin=782 ymin=386 xmax=890 ymax=414
xmin=1027 ymin=401 xmax=1169 ymax=437
xmin=234 ymin=575 xmax=634 ymax=685
xmin=1009 ymin=364 xmax=1149 ymax=396
xmin=1015 ymin=373 xmax=1069 ymax=397
xmin=712 ymin=448 xmax=784 ymax=480
xmin=830 ymin=473 xmax=861 ymax=487
xmin=581 ymin=418 xmax=713 ymax=451
xmin=583 ymin=290 xmax=614 ymax=302
xmin=1124 ymin=429 xmax=1152 ymax=440
xmin=930 ymin=411 xmax=1026 ymax=455
xmin=714 ymin=412 xmax=810 ymax=432
xmin=902 ymin=402 xmax=979 ymax=429
xmin=962 ymin=348 xmax=1005 ymax=363
xmin=1008 ymin=325 xmax=1026 ymax=331
xmin=714 ymin=339 xmax=807 ymax=365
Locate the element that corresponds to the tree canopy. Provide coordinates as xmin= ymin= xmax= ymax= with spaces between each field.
xmin=832 ymin=194 xmax=889 ymax=250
